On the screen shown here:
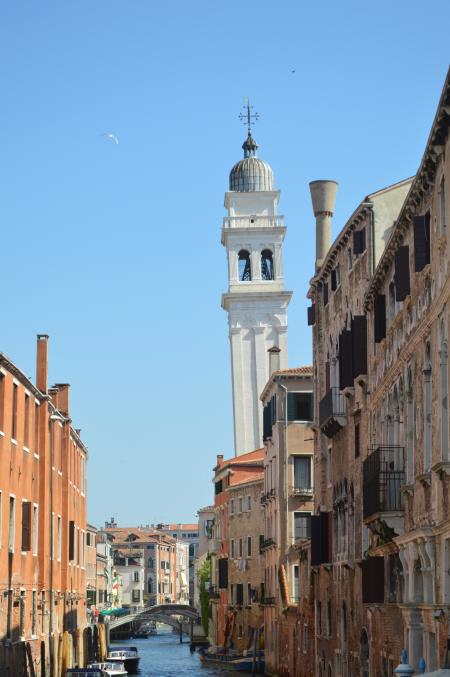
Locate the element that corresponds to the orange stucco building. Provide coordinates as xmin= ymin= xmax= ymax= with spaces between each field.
xmin=0 ymin=335 xmax=88 ymax=674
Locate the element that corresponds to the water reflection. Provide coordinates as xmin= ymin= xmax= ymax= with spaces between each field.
xmin=112 ymin=629 xmax=227 ymax=676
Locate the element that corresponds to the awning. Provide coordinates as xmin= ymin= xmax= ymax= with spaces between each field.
xmin=180 ymin=572 xmax=188 ymax=587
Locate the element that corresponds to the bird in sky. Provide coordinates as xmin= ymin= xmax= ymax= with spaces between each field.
xmin=101 ymin=132 xmax=119 ymax=145
xmin=291 ymin=69 xmax=296 ymax=73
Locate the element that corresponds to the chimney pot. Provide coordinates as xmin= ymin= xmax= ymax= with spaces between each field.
xmin=309 ymin=180 xmax=338 ymax=271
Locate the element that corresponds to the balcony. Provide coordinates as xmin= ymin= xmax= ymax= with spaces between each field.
xmin=289 ymin=486 xmax=313 ymax=500
xmin=363 ymin=446 xmax=405 ymax=535
xmin=260 ymin=537 xmax=277 ymax=552
xmin=260 ymin=493 xmax=268 ymax=505
xmin=319 ymin=387 xmax=347 ymax=438
xmin=222 ymin=215 xmax=285 ymax=230
xmin=262 ymin=596 xmax=276 ymax=606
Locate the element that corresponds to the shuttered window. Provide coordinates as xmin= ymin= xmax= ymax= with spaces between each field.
xmin=69 ymin=520 xmax=75 ymax=561
xmin=374 ymin=294 xmax=386 ymax=343
xmin=307 ymin=304 xmax=316 ymax=326
xmin=352 ymin=315 xmax=367 ymax=378
xmin=353 ymin=228 xmax=366 ymax=255
xmin=21 ymin=502 xmax=31 ymax=552
xmin=218 ymin=558 xmax=228 ymax=589
xmin=394 ymin=246 xmax=411 ymax=301
xmin=323 ymin=282 xmax=329 ymax=306
xmin=413 ymin=213 xmax=431 ymax=271
xmin=311 ymin=512 xmax=331 ymax=565
xmin=331 ymin=269 xmax=337 ymax=291
xmin=338 ymin=330 xmax=353 ymax=389
xmin=288 ymin=393 xmax=314 ymax=421
xmin=361 ymin=557 xmax=385 ymax=603
xmin=236 ymin=583 xmax=244 ymax=605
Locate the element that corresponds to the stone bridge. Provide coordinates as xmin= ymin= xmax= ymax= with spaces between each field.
xmin=108 ymin=604 xmax=199 ymax=631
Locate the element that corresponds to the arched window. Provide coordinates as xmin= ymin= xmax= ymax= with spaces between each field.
xmin=423 ymin=341 xmax=432 ymax=472
xmin=261 ymin=249 xmax=274 ymax=280
xmin=360 ymin=630 xmax=369 ymax=677
xmin=238 ymin=250 xmax=251 ymax=281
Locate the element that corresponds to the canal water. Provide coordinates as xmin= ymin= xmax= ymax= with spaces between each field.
xmin=113 ymin=629 xmax=227 ymax=676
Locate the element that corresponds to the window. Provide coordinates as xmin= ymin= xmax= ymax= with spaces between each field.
xmin=294 ymin=512 xmax=311 ymax=540
xmin=230 ymin=539 xmax=235 ymax=558
xmin=238 ymin=497 xmax=243 ymax=513
xmin=12 ymin=384 xmax=18 ymax=440
xmin=134 ymin=571 xmax=140 ymax=582
xmin=8 ymin=496 xmax=15 ymax=552
xmin=236 ymin=583 xmax=244 ymax=606
xmin=33 ymin=506 xmax=38 ymax=555
xmin=327 ymin=601 xmax=333 ymax=636
xmin=261 ymin=249 xmax=274 ymax=280
xmin=354 ymin=423 xmax=360 ymax=458
xmin=0 ymin=372 xmax=5 ymax=432
xmin=19 ymin=590 xmax=26 ymax=637
xmin=440 ymin=177 xmax=446 ymax=233
xmin=132 ymin=589 xmax=140 ymax=603
xmin=31 ymin=590 xmax=37 ymax=636
xmin=247 ymin=536 xmax=252 ymax=557
xmin=293 ymin=565 xmax=299 ymax=601
xmin=81 ymin=530 xmax=85 ymax=567
xmin=215 ymin=480 xmax=223 ymax=495
xmin=34 ymin=403 xmax=39 ymax=454
xmin=327 ymin=447 xmax=332 ymax=486
xmin=331 ymin=265 xmax=340 ymax=291
xmin=247 ymin=495 xmax=252 ymax=511
xmin=238 ymin=250 xmax=251 ymax=281
xmin=230 ymin=498 xmax=234 ymax=514
xmin=69 ymin=521 xmax=75 ymax=561
xmin=148 ymin=557 xmax=154 ymax=568
xmin=423 ymin=341 xmax=432 ymax=472
xmin=57 ymin=515 xmax=61 ymax=561
xmin=323 ymin=281 xmax=329 ymax=306
xmin=413 ymin=212 xmax=431 ymax=271
xmin=238 ymin=538 xmax=243 ymax=558
xmin=287 ymin=392 xmax=313 ymax=421
xmin=347 ymin=247 xmax=353 ymax=270
xmin=24 ymin=394 xmax=30 ymax=448
xmin=374 ymin=294 xmax=386 ymax=343
xmin=293 ymin=456 xmax=312 ymax=491
xmin=21 ymin=501 xmax=31 ymax=551
xmin=247 ymin=582 xmax=252 ymax=605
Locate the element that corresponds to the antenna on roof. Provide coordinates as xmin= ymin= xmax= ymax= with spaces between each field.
xmin=239 ymin=97 xmax=259 ymax=136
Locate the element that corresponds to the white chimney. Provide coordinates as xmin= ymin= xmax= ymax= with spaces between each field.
xmin=309 ymin=180 xmax=338 ymax=271
xmin=268 ymin=346 xmax=281 ymax=375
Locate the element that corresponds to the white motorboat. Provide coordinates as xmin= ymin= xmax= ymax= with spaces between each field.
xmin=106 ymin=646 xmax=140 ymax=673
xmin=87 ymin=662 xmax=128 ymax=676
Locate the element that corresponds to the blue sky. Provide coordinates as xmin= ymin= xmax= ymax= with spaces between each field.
xmin=1 ymin=1 xmax=448 ymax=527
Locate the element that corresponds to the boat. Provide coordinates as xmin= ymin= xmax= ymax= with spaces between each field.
xmin=87 ymin=662 xmax=128 ymax=676
xmin=133 ymin=621 xmax=157 ymax=638
xmin=106 ymin=646 xmax=140 ymax=674
xmin=66 ymin=670 xmax=103 ymax=677
xmin=198 ymin=649 xmax=264 ymax=673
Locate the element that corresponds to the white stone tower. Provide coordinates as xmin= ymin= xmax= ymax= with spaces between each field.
xmin=221 ymin=104 xmax=292 ymax=455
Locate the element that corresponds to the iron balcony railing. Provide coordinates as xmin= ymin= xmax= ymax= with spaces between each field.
xmin=319 ymin=387 xmax=347 ymax=426
xmin=289 ymin=486 xmax=313 ymax=499
xmin=260 ymin=537 xmax=276 ymax=551
xmin=363 ymin=446 xmax=405 ymax=519
xmin=262 ymin=596 xmax=276 ymax=606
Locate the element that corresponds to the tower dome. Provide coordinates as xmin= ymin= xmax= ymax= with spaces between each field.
xmin=229 ymin=133 xmax=274 ymax=192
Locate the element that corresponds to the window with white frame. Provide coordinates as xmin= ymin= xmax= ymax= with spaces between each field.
xmin=247 ymin=495 xmax=252 ymax=511
xmin=32 ymin=505 xmax=38 ymax=555
xmin=294 ymin=512 xmax=311 ymax=541
xmin=293 ymin=455 xmax=312 ymax=491
xmin=230 ymin=498 xmax=234 ymax=515
xmin=238 ymin=497 xmax=243 ymax=513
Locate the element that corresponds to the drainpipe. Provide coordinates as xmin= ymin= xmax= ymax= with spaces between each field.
xmin=48 ymin=410 xmax=65 ymax=675
xmin=278 ymin=382 xmax=290 ymax=581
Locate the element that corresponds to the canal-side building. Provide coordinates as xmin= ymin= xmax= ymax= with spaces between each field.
xmin=260 ymin=363 xmax=315 ymax=676
xmin=208 ymin=449 xmax=264 ymax=649
xmin=104 ymin=526 xmax=177 ymax=605
xmin=113 ymin=548 xmax=145 ymax=608
xmin=361 ymin=67 xmax=450 ymax=674
xmin=175 ymin=540 xmax=190 ymax=604
xmin=0 ymin=335 xmax=88 ymax=674
xmin=86 ymin=524 xmax=98 ymax=608
xmin=227 ymin=473 xmax=264 ymax=653
xmin=151 ymin=523 xmax=199 ymax=605
xmin=307 ymin=173 xmax=412 ymax=677
xmin=95 ymin=529 xmax=114 ymax=608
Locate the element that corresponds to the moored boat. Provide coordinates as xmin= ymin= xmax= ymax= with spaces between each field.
xmin=87 ymin=662 xmax=128 ymax=676
xmin=106 ymin=646 xmax=140 ymax=674
xmin=66 ymin=669 xmax=103 ymax=677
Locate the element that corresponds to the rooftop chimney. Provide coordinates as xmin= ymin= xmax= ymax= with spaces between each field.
xmin=309 ymin=180 xmax=338 ymax=271
xmin=36 ymin=334 xmax=49 ymax=394
xmin=216 ymin=454 xmax=224 ymax=466
xmin=268 ymin=346 xmax=281 ymax=375
xmin=52 ymin=383 xmax=70 ymax=417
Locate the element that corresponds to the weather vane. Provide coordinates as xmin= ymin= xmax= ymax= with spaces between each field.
xmin=239 ymin=97 xmax=259 ymax=136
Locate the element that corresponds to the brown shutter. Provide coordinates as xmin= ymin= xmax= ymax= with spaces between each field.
xmin=69 ymin=521 xmax=75 ymax=561
xmin=374 ymin=294 xmax=386 ymax=343
xmin=218 ymin=558 xmax=228 ymax=589
xmin=331 ymin=269 xmax=337 ymax=291
xmin=362 ymin=557 xmax=385 ymax=603
xmin=394 ymin=246 xmax=411 ymax=301
xmin=21 ymin=502 xmax=31 ymax=552
xmin=352 ymin=315 xmax=367 ymax=378
xmin=236 ymin=583 xmax=243 ymax=605
xmin=339 ymin=330 xmax=353 ymax=389
xmin=353 ymin=228 xmax=366 ymax=255
xmin=413 ymin=214 xmax=431 ymax=271
xmin=307 ymin=304 xmax=316 ymax=326
xmin=310 ymin=515 xmax=322 ymax=565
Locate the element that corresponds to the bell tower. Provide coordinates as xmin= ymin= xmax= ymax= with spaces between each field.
xmin=221 ymin=102 xmax=292 ymax=455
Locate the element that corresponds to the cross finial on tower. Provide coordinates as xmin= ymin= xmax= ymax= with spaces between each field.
xmin=239 ymin=97 xmax=259 ymax=136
